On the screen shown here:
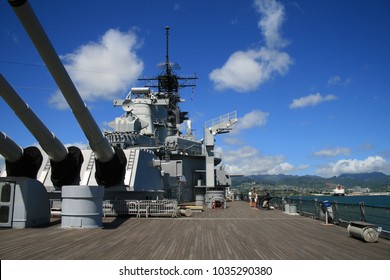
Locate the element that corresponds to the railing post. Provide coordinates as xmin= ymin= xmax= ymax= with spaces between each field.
xmin=359 ymin=202 xmax=366 ymax=222
xmin=313 ymin=199 xmax=317 ymax=218
xmin=333 ymin=201 xmax=339 ymax=224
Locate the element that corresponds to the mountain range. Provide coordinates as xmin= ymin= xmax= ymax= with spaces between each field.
xmin=231 ymin=172 xmax=390 ymax=190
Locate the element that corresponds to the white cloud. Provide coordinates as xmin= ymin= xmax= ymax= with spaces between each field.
xmin=267 ymin=162 xmax=295 ymax=175
xmin=224 ymin=146 xmax=258 ymax=160
xmin=238 ymin=110 xmax=269 ymax=130
xmin=49 ymin=29 xmax=144 ymax=109
xmin=328 ymin=75 xmax=351 ymax=87
xmin=64 ymin=142 xmax=90 ymax=149
xmin=209 ymin=0 xmax=292 ymax=92
xmin=227 ymin=110 xmax=268 ymax=138
xmin=222 ymin=145 xmax=305 ymax=176
xmin=223 ymin=137 xmax=244 ymax=146
xmin=313 ymin=147 xmax=351 ymax=157
xmin=210 ymin=48 xmax=292 ymax=92
xmin=316 ymin=156 xmax=390 ymax=177
xmin=255 ymin=0 xmax=288 ymax=48
xmin=222 ymin=109 xmax=269 ymax=145
xmin=217 ymin=109 xmax=307 ymax=176
xmin=289 ymin=93 xmax=337 ymax=109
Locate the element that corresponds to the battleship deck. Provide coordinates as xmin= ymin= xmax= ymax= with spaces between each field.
xmin=0 ymin=201 xmax=389 ymax=260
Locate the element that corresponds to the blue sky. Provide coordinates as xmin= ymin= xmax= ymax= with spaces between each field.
xmin=1 ymin=0 xmax=389 ymax=177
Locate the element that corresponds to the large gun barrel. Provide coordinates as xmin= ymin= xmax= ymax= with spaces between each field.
xmin=0 ymin=131 xmax=42 ymax=179
xmin=0 ymin=74 xmax=67 ymax=163
xmin=0 ymin=131 xmax=23 ymax=163
xmin=8 ymin=0 xmax=114 ymax=163
xmin=0 ymin=74 xmax=84 ymax=187
xmin=8 ymin=0 xmax=125 ymax=186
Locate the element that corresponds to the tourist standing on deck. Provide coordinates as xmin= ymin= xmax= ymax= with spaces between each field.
xmin=254 ymin=191 xmax=258 ymax=208
xmin=248 ymin=190 xmax=252 ymax=207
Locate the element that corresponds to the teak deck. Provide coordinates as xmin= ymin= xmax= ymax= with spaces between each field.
xmin=0 ymin=201 xmax=389 ymax=260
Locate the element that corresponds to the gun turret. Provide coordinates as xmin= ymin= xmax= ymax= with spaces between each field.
xmin=8 ymin=0 xmax=126 ymax=186
xmin=0 ymin=74 xmax=83 ymax=187
xmin=0 ymin=131 xmax=23 ymax=163
xmin=0 ymin=74 xmax=67 ymax=162
xmin=0 ymin=131 xmax=42 ymax=179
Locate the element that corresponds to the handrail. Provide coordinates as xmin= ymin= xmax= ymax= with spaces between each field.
xmin=204 ymin=111 xmax=237 ymax=129
xmin=272 ymin=196 xmax=390 ymax=238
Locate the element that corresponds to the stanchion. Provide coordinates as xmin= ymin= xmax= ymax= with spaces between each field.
xmin=322 ymin=210 xmax=333 ymax=226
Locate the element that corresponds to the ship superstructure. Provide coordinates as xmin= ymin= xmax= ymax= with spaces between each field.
xmin=107 ymin=27 xmax=198 ymax=149
xmin=0 ymin=0 xmax=236 ymax=228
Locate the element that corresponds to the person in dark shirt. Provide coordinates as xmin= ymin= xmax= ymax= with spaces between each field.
xmin=260 ymin=190 xmax=271 ymax=209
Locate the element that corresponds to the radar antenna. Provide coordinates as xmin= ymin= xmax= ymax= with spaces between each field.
xmin=138 ymin=27 xmax=197 ymax=95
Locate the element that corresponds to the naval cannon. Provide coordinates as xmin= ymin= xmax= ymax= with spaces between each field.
xmin=0 ymin=131 xmax=42 ymax=179
xmin=0 ymin=74 xmax=84 ymax=187
xmin=8 ymin=0 xmax=126 ymax=186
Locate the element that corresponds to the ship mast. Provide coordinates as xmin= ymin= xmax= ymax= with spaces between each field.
xmin=139 ymin=27 xmax=197 ymax=95
xmin=138 ymin=27 xmax=197 ymax=129
xmin=165 ymin=26 xmax=171 ymax=76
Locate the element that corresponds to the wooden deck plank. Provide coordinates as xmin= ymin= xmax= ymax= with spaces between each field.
xmin=0 ymin=201 xmax=389 ymax=260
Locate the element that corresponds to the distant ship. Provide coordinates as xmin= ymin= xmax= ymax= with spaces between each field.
xmin=331 ymin=185 xmax=345 ymax=196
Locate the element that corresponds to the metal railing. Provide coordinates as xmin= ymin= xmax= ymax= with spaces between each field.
xmin=103 ymin=200 xmax=139 ymax=216
xmin=204 ymin=111 xmax=237 ymax=129
xmin=271 ymin=196 xmax=390 ymax=239
xmin=51 ymin=199 xmax=179 ymax=218
xmin=136 ymin=200 xmax=178 ymax=218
